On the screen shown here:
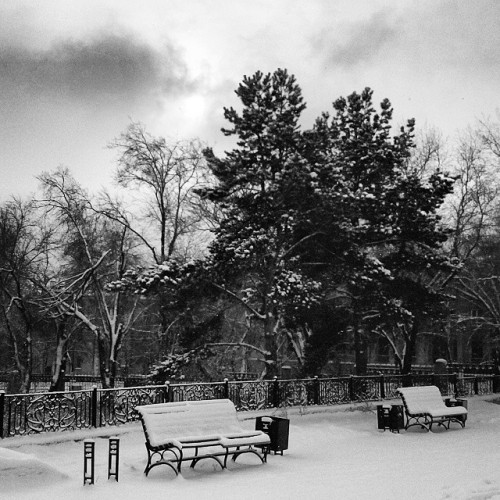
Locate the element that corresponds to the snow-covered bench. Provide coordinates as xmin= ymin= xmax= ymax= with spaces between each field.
xmin=136 ymin=399 xmax=271 ymax=476
xmin=397 ymin=385 xmax=468 ymax=432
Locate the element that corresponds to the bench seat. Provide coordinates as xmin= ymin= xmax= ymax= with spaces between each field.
xmin=397 ymin=385 xmax=468 ymax=432
xmin=136 ymin=399 xmax=271 ymax=476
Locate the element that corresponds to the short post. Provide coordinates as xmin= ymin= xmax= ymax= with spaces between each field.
xmin=379 ymin=374 xmax=386 ymax=400
xmin=272 ymin=377 xmax=280 ymax=408
xmin=348 ymin=376 xmax=355 ymax=402
xmin=108 ymin=437 xmax=120 ymax=481
xmin=474 ymin=376 xmax=479 ymax=395
xmin=313 ymin=376 xmax=320 ymax=405
xmin=224 ymin=378 xmax=229 ymax=399
xmin=0 ymin=390 xmax=5 ymax=439
xmin=83 ymin=439 xmax=95 ymax=485
xmin=162 ymin=384 xmax=169 ymax=403
xmin=91 ymin=385 xmax=98 ymax=428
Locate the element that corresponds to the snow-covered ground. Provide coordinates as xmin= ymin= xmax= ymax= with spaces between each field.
xmin=2 ymin=395 xmax=500 ymax=500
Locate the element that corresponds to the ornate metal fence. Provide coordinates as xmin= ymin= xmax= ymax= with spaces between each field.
xmin=1 ymin=373 xmax=499 ymax=438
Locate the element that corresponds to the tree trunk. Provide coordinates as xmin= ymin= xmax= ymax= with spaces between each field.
xmin=354 ymin=325 xmax=368 ymax=375
xmin=50 ymin=320 xmax=70 ymax=392
xmin=402 ymin=321 xmax=419 ymax=375
xmin=97 ymin=333 xmax=111 ymax=389
xmin=263 ymin=312 xmax=279 ymax=379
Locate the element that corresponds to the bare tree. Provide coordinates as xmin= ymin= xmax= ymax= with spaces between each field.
xmin=0 ymin=198 xmax=55 ymax=392
xmin=36 ymin=168 xmax=142 ymax=388
xmin=109 ymin=122 xmax=211 ymax=264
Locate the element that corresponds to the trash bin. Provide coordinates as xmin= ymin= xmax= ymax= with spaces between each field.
xmin=377 ymin=404 xmax=392 ymax=431
xmin=389 ymin=404 xmax=405 ymax=431
xmin=256 ymin=416 xmax=289 ymax=455
xmin=377 ymin=404 xmax=404 ymax=433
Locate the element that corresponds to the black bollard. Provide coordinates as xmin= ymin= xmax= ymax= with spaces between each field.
xmin=108 ymin=437 xmax=120 ymax=481
xmin=83 ymin=439 xmax=95 ymax=485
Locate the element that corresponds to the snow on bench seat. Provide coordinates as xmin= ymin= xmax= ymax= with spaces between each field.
xmin=397 ymin=385 xmax=468 ymax=432
xmin=136 ymin=399 xmax=270 ymax=476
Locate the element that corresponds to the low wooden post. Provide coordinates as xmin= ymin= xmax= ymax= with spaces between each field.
xmin=83 ymin=439 xmax=95 ymax=485
xmin=108 ymin=437 xmax=120 ymax=481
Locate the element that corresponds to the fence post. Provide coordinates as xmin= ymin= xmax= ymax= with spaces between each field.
xmin=224 ymin=378 xmax=229 ymax=399
xmin=474 ymin=376 xmax=479 ymax=395
xmin=379 ymin=374 xmax=385 ymax=400
xmin=168 ymin=383 xmax=174 ymax=402
xmin=272 ymin=377 xmax=280 ymax=407
xmin=452 ymin=373 xmax=458 ymax=396
xmin=349 ymin=376 xmax=355 ymax=402
xmin=313 ymin=376 xmax=320 ymax=405
xmin=162 ymin=384 xmax=169 ymax=403
xmin=494 ymin=375 xmax=500 ymax=393
xmin=0 ymin=390 xmax=4 ymax=439
xmin=91 ymin=385 xmax=98 ymax=428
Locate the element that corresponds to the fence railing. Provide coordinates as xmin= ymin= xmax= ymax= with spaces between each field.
xmin=1 ymin=373 xmax=498 ymax=439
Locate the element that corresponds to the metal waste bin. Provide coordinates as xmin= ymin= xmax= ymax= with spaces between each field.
xmin=377 ymin=404 xmax=404 ymax=432
xmin=256 ymin=416 xmax=289 ymax=455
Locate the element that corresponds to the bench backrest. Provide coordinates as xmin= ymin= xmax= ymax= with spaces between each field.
xmin=397 ymin=385 xmax=445 ymax=415
xmin=136 ymin=399 xmax=243 ymax=447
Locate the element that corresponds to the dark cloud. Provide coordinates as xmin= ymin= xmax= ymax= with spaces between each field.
xmin=0 ymin=33 xmax=195 ymax=105
xmin=312 ymin=11 xmax=397 ymax=68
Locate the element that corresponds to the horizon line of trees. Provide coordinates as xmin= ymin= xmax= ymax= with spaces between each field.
xmin=2 ymin=68 xmax=500 ymax=392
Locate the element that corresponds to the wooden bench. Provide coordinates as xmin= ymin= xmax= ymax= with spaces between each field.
xmin=397 ymin=385 xmax=468 ymax=432
xmin=135 ymin=399 xmax=271 ymax=476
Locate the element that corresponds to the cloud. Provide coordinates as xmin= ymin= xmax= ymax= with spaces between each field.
xmin=313 ymin=10 xmax=397 ymax=68
xmin=0 ymin=33 xmax=196 ymax=106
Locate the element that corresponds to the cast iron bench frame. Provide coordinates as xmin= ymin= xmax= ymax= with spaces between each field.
xmin=397 ymin=385 xmax=468 ymax=432
xmin=136 ymin=399 xmax=270 ymax=476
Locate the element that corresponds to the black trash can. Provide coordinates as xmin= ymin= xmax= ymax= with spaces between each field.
xmin=377 ymin=404 xmax=404 ymax=433
xmin=256 ymin=416 xmax=289 ymax=455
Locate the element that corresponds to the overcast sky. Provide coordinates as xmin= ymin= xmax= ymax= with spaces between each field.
xmin=1 ymin=0 xmax=499 ymax=201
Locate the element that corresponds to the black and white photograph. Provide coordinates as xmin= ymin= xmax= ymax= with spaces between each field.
xmin=1 ymin=1 xmax=500 ymax=499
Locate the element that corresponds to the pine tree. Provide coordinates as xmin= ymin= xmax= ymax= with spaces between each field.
xmin=302 ymin=88 xmax=456 ymax=374
xmin=200 ymin=69 xmax=322 ymax=377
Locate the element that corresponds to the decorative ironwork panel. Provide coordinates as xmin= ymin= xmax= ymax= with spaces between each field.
xmin=279 ymin=379 xmax=313 ymax=408
xmin=99 ymin=385 xmax=168 ymax=426
xmin=229 ymin=381 xmax=272 ymax=411
xmin=350 ymin=376 xmax=381 ymax=402
xmin=411 ymin=374 xmax=435 ymax=387
xmin=476 ymin=376 xmax=493 ymax=395
xmin=455 ymin=377 xmax=475 ymax=397
xmin=383 ymin=375 xmax=404 ymax=398
xmin=169 ymin=382 xmax=225 ymax=402
xmin=319 ymin=378 xmax=351 ymax=405
xmin=4 ymin=391 xmax=92 ymax=437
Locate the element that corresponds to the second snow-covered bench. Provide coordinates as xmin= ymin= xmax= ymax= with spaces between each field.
xmin=397 ymin=385 xmax=468 ymax=432
xmin=136 ymin=399 xmax=270 ymax=476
